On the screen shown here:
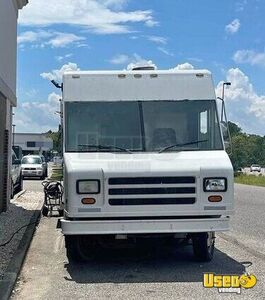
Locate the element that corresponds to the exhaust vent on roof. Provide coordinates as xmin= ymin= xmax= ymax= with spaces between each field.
xmin=132 ymin=66 xmax=156 ymax=71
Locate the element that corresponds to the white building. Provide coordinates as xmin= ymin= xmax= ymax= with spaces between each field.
xmin=0 ymin=0 xmax=28 ymax=213
xmin=14 ymin=133 xmax=53 ymax=156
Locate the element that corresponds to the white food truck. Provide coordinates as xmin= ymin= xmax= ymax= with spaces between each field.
xmin=60 ymin=67 xmax=234 ymax=262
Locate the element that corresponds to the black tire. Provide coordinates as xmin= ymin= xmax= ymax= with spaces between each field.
xmin=192 ymin=232 xmax=215 ymax=262
xmin=65 ymin=235 xmax=97 ymax=262
xmin=41 ymin=174 xmax=45 ymax=180
xmin=42 ymin=205 xmax=49 ymax=217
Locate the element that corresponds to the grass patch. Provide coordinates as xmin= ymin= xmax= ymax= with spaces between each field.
xmin=235 ymin=174 xmax=265 ymax=187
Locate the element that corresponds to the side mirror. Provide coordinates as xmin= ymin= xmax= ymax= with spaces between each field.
xmin=220 ymin=121 xmax=229 ymax=140
xmin=217 ymin=97 xmax=232 ymax=155
xmin=221 ymin=121 xmax=231 ymax=153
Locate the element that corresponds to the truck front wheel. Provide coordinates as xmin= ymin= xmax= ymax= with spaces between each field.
xmin=192 ymin=232 xmax=215 ymax=262
xmin=65 ymin=235 xmax=97 ymax=262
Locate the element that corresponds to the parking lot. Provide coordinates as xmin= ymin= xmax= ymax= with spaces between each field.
xmin=11 ymin=183 xmax=265 ymax=300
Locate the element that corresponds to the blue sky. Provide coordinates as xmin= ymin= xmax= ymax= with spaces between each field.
xmin=16 ymin=0 xmax=265 ymax=135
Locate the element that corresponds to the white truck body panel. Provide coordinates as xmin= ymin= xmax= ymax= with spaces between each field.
xmin=61 ymin=69 xmax=234 ymax=236
xmin=64 ymin=151 xmax=233 ymax=217
xmin=63 ymin=70 xmax=216 ymax=102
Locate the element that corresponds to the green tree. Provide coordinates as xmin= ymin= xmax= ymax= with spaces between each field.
xmin=228 ymin=121 xmax=242 ymax=136
xmin=228 ymin=122 xmax=265 ymax=169
xmin=46 ymin=128 xmax=62 ymax=154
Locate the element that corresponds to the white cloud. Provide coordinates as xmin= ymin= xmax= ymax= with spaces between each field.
xmin=17 ymin=31 xmax=52 ymax=44
xmin=109 ymin=54 xmax=130 ymax=64
xmin=173 ymin=62 xmax=195 ymax=70
xmin=145 ymin=19 xmax=159 ymax=27
xmin=46 ymin=33 xmax=86 ymax=48
xmin=14 ymin=93 xmax=61 ymax=133
xmin=157 ymin=47 xmax=174 ymax=57
xmin=15 ymin=63 xmax=81 ymax=132
xmin=18 ymin=30 xmax=86 ymax=48
xmin=233 ymin=50 xmax=265 ymax=67
xmin=56 ymin=53 xmax=73 ymax=62
xmin=147 ymin=35 xmax=167 ymax=45
xmin=216 ymin=68 xmax=265 ymax=134
xmin=225 ymin=19 xmax=241 ymax=34
xmin=99 ymin=0 xmax=128 ymax=10
xmin=41 ymin=62 xmax=80 ymax=81
xmin=18 ymin=0 xmax=156 ymax=35
xmin=126 ymin=54 xmax=157 ymax=70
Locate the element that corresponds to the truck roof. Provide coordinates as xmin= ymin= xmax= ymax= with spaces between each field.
xmin=64 ymin=69 xmax=212 ymax=76
xmin=63 ymin=69 xmax=216 ymax=102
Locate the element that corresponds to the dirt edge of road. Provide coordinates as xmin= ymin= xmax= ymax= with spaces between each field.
xmin=0 ymin=207 xmax=42 ymax=300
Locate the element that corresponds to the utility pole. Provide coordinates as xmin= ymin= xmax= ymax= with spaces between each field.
xmin=221 ymin=82 xmax=231 ymax=100
xmin=12 ymin=124 xmax=16 ymax=148
xmin=51 ymin=80 xmax=63 ymax=156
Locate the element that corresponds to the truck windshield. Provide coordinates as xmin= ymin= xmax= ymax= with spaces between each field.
xmin=65 ymin=100 xmax=223 ymax=152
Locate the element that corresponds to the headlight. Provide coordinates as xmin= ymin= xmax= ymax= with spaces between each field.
xmin=37 ymin=167 xmax=43 ymax=171
xmin=203 ymin=178 xmax=227 ymax=192
xmin=77 ymin=180 xmax=100 ymax=194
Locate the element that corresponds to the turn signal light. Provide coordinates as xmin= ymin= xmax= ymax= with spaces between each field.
xmin=208 ymin=195 xmax=222 ymax=202
xmin=81 ymin=198 xmax=96 ymax=205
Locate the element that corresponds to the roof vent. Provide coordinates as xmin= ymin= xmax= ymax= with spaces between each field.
xmin=127 ymin=61 xmax=157 ymax=71
xmin=131 ymin=65 xmax=156 ymax=71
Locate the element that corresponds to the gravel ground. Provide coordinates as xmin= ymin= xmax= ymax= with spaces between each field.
xmin=0 ymin=191 xmax=43 ymax=279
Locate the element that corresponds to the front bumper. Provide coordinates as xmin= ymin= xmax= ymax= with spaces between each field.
xmin=61 ymin=216 xmax=230 ymax=235
xmin=22 ymin=170 xmax=43 ymax=177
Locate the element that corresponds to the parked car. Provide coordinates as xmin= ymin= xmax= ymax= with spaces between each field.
xmin=11 ymin=150 xmax=23 ymax=198
xmin=40 ymin=155 xmax=48 ymax=176
xmin=250 ymin=164 xmax=261 ymax=172
xmin=21 ymin=155 xmax=47 ymax=180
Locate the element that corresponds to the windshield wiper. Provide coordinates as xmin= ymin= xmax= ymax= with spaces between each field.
xmin=158 ymin=139 xmax=208 ymax=153
xmin=78 ymin=144 xmax=132 ymax=153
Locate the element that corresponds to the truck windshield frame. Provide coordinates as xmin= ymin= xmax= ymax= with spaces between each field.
xmin=64 ymin=100 xmax=223 ymax=153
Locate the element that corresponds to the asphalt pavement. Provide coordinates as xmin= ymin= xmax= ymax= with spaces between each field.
xmin=22 ymin=163 xmax=53 ymax=192
xmin=11 ymin=184 xmax=265 ymax=299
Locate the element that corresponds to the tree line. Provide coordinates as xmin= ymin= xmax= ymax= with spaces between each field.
xmin=228 ymin=122 xmax=265 ymax=170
